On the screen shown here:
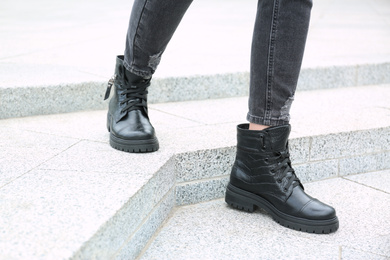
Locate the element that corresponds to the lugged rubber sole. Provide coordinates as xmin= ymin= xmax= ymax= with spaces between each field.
xmin=225 ymin=183 xmax=339 ymax=234
xmin=109 ymin=133 xmax=159 ymax=153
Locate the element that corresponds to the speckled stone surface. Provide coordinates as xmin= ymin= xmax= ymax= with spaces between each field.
xmin=339 ymin=152 xmax=390 ymax=176
xmin=140 ymin=176 xmax=390 ymax=259
xmin=1 ymin=83 xmax=390 ymax=259
xmin=175 ymin=147 xmax=236 ymax=183
xmin=0 ymin=81 xmax=107 ymax=119
xmin=294 ymin=159 xmax=339 ymax=183
xmin=309 ymin=128 xmax=390 ymax=161
xmin=341 ymin=247 xmax=389 ymax=260
xmin=112 ymin=190 xmax=176 ymax=260
xmin=175 ymin=177 xmax=229 ymax=206
xmin=288 ymin=137 xmax=310 ymax=164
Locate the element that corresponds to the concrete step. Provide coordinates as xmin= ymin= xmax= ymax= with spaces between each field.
xmin=0 ymin=84 xmax=389 ymax=259
xmin=139 ymin=170 xmax=390 ymax=260
xmin=1 ymin=62 xmax=389 ymax=120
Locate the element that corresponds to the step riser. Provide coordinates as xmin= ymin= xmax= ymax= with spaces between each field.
xmin=1 ymin=63 xmax=389 ymax=119
xmin=175 ymin=127 xmax=390 ymax=206
xmin=74 ymin=126 xmax=390 ymax=259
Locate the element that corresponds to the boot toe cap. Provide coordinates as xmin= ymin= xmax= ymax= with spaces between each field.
xmin=299 ymin=199 xmax=336 ymax=220
xmin=118 ymin=127 xmax=155 ymax=140
xmin=111 ymin=111 xmax=156 ymax=140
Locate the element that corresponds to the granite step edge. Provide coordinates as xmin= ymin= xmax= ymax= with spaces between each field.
xmin=1 ymin=62 xmax=389 ymax=119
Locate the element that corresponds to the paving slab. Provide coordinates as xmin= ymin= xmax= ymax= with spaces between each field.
xmin=0 ymin=169 xmax=140 ymax=259
xmin=140 ymin=175 xmax=390 ymax=259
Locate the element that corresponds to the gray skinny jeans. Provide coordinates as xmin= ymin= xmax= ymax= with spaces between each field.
xmin=124 ymin=0 xmax=313 ymax=126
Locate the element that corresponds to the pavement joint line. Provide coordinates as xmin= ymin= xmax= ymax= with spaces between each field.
xmin=0 ymin=138 xmax=82 ymax=189
xmin=300 ymin=150 xmax=390 ymax=163
xmin=1 ymin=124 xmax=85 ymax=141
xmin=342 ymin=244 xmax=390 ymax=259
xmin=338 ymin=246 xmax=342 ymax=260
xmin=149 ymin=107 xmax=206 ymax=125
xmin=175 ymin=174 xmax=229 ymax=185
xmin=341 ymin=176 xmax=390 ymax=195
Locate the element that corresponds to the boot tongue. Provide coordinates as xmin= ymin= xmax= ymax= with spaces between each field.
xmin=267 ymin=125 xmax=291 ymax=151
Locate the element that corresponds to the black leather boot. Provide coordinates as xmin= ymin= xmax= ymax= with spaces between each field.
xmin=225 ymin=124 xmax=339 ymax=234
xmin=104 ymin=55 xmax=159 ymax=153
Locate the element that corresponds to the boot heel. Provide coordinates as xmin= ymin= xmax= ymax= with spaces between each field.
xmin=225 ymin=184 xmax=256 ymax=213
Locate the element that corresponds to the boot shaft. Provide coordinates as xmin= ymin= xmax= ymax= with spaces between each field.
xmin=231 ymin=124 xmax=296 ymax=201
xmin=106 ymin=56 xmax=152 ymax=123
xmin=236 ymin=123 xmax=291 ymax=153
xmin=114 ymin=55 xmax=149 ymax=88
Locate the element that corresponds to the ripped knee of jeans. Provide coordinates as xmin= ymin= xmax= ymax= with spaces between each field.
xmin=280 ymin=96 xmax=294 ymax=121
xmin=148 ymin=52 xmax=163 ymax=71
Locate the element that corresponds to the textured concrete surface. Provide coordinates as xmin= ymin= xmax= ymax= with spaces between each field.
xmin=1 ymin=0 xmax=390 ymax=118
xmin=140 ymin=174 xmax=390 ymax=260
xmin=0 ymin=84 xmax=389 ymax=259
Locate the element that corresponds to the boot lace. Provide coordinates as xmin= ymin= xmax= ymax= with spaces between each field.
xmin=270 ymin=149 xmax=300 ymax=192
xmin=120 ymin=80 xmax=150 ymax=114
xmin=104 ymin=74 xmax=151 ymax=115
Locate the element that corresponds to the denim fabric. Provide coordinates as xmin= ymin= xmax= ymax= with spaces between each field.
xmin=124 ymin=0 xmax=193 ymax=77
xmin=123 ymin=0 xmax=312 ymax=126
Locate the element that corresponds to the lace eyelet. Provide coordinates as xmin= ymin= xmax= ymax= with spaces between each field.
xmin=277 ymin=179 xmax=282 ymax=183
xmin=283 ymin=188 xmax=288 ymax=192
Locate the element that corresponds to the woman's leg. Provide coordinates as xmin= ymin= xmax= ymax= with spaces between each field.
xmin=248 ymin=0 xmax=312 ymax=127
xmin=124 ymin=0 xmax=193 ymax=78
xmin=105 ymin=0 xmax=193 ymax=153
xmin=226 ymin=0 xmax=339 ymax=234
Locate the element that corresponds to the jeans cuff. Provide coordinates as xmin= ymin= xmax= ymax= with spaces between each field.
xmin=246 ymin=113 xmax=289 ymax=127
xmin=123 ymin=59 xmax=154 ymax=78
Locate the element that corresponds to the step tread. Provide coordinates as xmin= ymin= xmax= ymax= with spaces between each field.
xmin=140 ymin=170 xmax=390 ymax=259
